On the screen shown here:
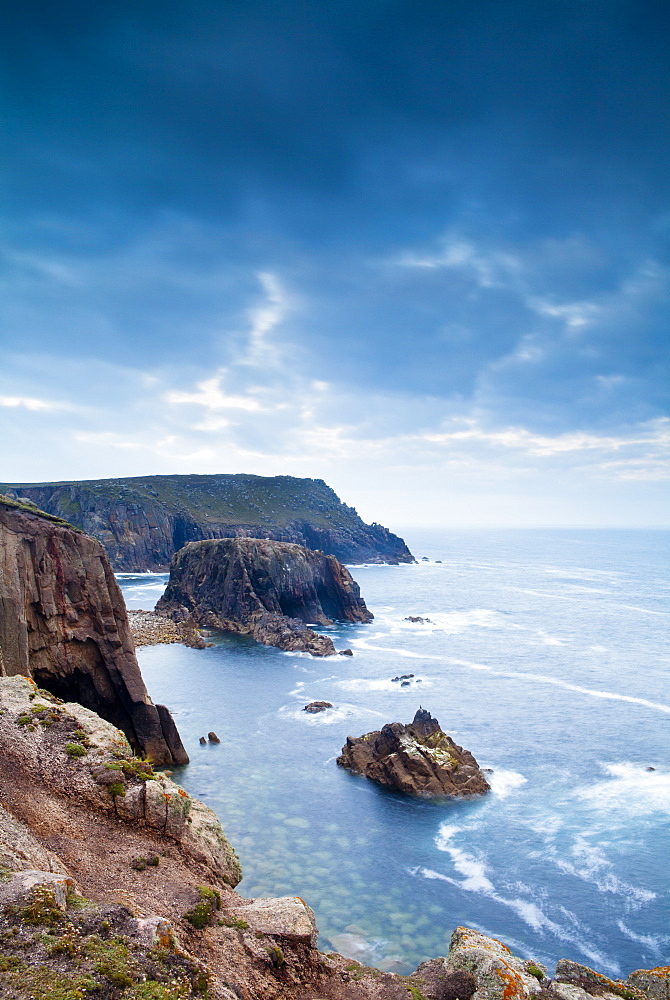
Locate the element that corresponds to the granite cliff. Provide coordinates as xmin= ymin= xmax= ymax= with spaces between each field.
xmin=0 ymin=473 xmax=414 ymax=571
xmin=0 ymin=495 xmax=187 ymax=765
xmin=157 ymin=536 xmax=372 ymax=655
xmin=338 ymin=708 xmax=491 ymax=797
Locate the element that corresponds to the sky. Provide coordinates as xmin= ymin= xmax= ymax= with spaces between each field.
xmin=1 ymin=0 xmax=669 ymax=528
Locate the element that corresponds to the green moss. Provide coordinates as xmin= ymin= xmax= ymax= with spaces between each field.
xmin=17 ymin=886 xmax=64 ymax=927
xmin=527 ymin=963 xmax=545 ymax=982
xmin=183 ymin=887 xmax=221 ymax=930
xmin=0 ymin=964 xmax=97 ymax=999
xmin=126 ymin=981 xmax=192 ymax=1000
xmin=64 ymin=743 xmax=87 ymax=758
xmin=0 ymin=493 xmax=80 ymax=531
xmin=218 ymin=917 xmax=248 ymax=930
xmin=108 ymin=781 xmax=126 ymax=797
xmin=266 ymin=944 xmax=285 ymax=967
xmin=407 ymin=987 xmax=428 ymax=1000
xmin=83 ymin=934 xmax=136 ymax=986
xmin=104 ymin=761 xmax=124 ymax=770
xmin=121 ymin=757 xmax=156 ymax=780
xmin=17 ymin=714 xmax=31 ymax=726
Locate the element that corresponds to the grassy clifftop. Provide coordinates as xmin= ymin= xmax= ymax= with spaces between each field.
xmin=0 ymin=474 xmax=414 ymax=570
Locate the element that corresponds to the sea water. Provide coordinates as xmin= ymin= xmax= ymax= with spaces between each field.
xmin=117 ymin=529 xmax=670 ymax=978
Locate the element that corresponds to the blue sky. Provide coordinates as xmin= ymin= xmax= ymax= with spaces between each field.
xmin=1 ymin=0 xmax=668 ymax=526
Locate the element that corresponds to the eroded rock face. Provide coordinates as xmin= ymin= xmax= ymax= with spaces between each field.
xmin=0 ymin=497 xmax=187 ymax=764
xmin=337 ymin=708 xmax=491 ymax=797
xmin=156 ymin=537 xmax=372 ymax=656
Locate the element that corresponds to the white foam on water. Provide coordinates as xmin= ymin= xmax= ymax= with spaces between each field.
xmin=510 ymin=587 xmax=668 ymax=616
xmin=378 ymin=608 xmax=513 ymax=635
xmin=350 ymin=635 xmax=435 ymax=659
xmin=336 ymin=676 xmax=433 ymax=692
xmin=575 ymin=763 xmax=670 ymax=818
xmin=535 ymin=631 xmax=565 ymax=646
xmin=541 ymin=835 xmax=656 ymax=905
xmin=488 ymin=770 xmax=527 ymax=799
xmin=444 ymin=658 xmax=670 ymax=715
xmin=616 ymin=921 xmax=670 ymax=957
xmin=278 ymin=703 xmax=385 ymax=726
xmin=413 ymin=847 xmax=619 ymax=973
xmin=434 ymin=824 xmax=494 ymax=892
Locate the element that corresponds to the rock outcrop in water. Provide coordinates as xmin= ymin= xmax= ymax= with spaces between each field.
xmin=0 ymin=473 xmax=414 ymax=570
xmin=156 ymin=536 xmax=372 ymax=656
xmin=0 ymin=495 xmax=187 ymax=765
xmin=337 ymin=708 xmax=491 ymax=797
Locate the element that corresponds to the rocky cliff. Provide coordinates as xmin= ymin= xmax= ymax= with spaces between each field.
xmin=0 ymin=495 xmax=187 ymax=765
xmin=0 ymin=473 xmax=414 ymax=570
xmin=338 ymin=708 xmax=491 ymax=797
xmin=157 ymin=536 xmax=372 ymax=655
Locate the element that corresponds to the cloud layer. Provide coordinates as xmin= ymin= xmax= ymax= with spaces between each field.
xmin=1 ymin=1 xmax=668 ymax=525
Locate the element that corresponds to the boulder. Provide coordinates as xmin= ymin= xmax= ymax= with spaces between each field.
xmin=223 ymin=896 xmax=317 ymax=944
xmin=337 ymin=708 xmax=491 ymax=797
xmin=156 ymin=537 xmax=373 ymax=656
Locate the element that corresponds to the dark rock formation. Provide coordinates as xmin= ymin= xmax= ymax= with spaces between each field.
xmin=0 ymin=473 xmax=414 ymax=570
xmin=304 ymin=701 xmax=333 ymax=713
xmin=156 ymin=537 xmax=372 ymax=656
xmin=337 ymin=708 xmax=490 ymax=797
xmin=0 ymin=495 xmax=187 ymax=765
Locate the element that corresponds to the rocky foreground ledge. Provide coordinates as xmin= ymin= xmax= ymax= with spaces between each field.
xmin=338 ymin=709 xmax=491 ymax=797
xmin=157 ymin=536 xmax=372 ymax=656
xmin=1 ymin=676 xmax=667 ymax=1000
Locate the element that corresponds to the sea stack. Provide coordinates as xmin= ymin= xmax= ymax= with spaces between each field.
xmin=156 ymin=537 xmax=372 ymax=656
xmin=337 ymin=708 xmax=490 ymax=797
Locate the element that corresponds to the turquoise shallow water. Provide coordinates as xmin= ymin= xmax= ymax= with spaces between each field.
xmin=118 ymin=529 xmax=670 ymax=978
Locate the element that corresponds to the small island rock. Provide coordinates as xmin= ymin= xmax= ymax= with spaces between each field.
xmin=337 ymin=708 xmax=490 ymax=798
xmin=157 ymin=537 xmax=372 ymax=657
xmin=304 ymin=701 xmax=333 ymax=713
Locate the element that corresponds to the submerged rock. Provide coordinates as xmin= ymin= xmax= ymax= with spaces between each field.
xmin=156 ymin=537 xmax=373 ymax=657
xmin=304 ymin=701 xmax=333 ymax=713
xmin=337 ymin=708 xmax=491 ymax=797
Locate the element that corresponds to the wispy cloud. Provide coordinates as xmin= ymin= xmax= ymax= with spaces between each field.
xmin=0 ymin=394 xmax=70 ymax=411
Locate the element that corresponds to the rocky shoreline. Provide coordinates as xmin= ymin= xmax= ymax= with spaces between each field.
xmin=128 ymin=609 xmax=209 ymax=649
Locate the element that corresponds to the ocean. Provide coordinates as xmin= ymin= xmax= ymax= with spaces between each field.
xmin=117 ymin=528 xmax=670 ymax=978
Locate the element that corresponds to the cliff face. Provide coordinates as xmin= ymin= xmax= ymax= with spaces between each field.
xmin=0 ymin=496 xmax=187 ymax=765
xmin=156 ymin=537 xmax=372 ymax=655
xmin=0 ymin=473 xmax=414 ymax=571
